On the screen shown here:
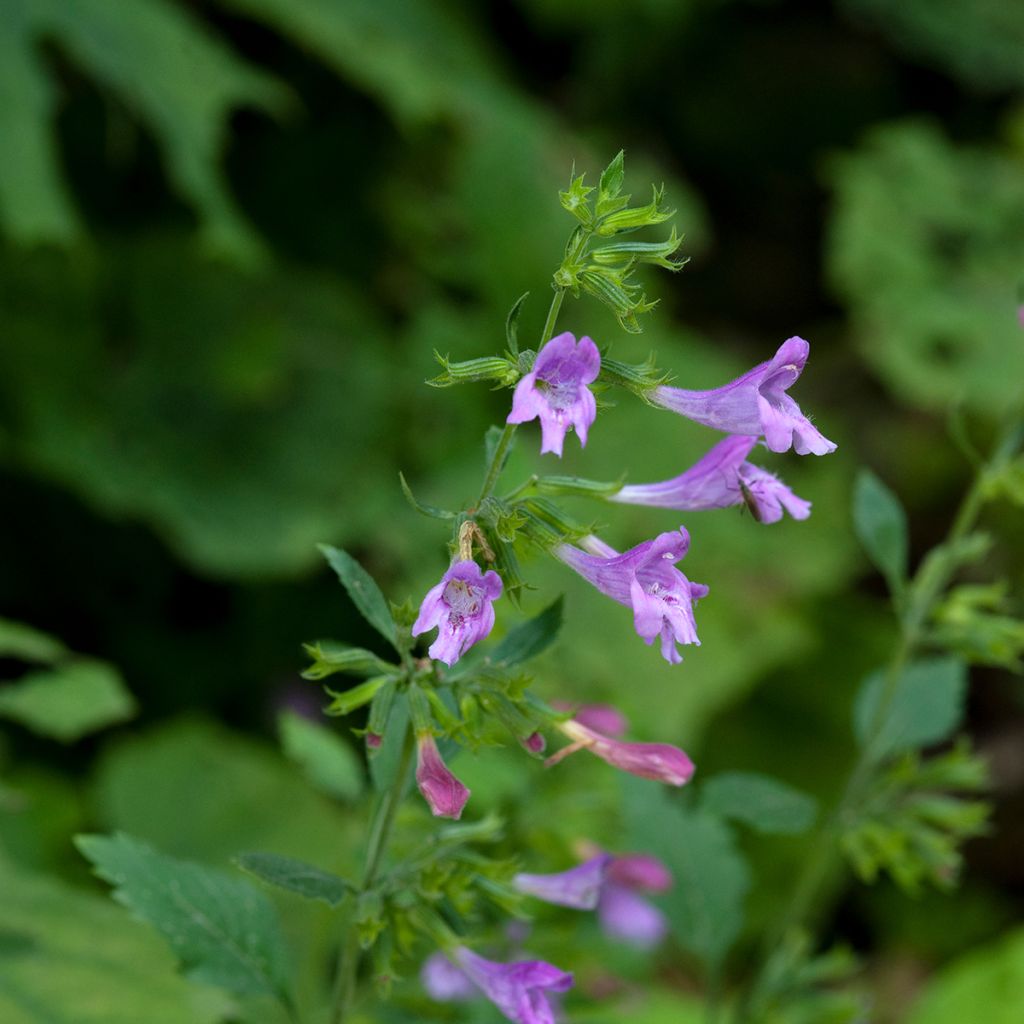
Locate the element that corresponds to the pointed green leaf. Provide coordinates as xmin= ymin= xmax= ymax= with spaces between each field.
xmin=76 ymin=833 xmax=295 ymax=1007
xmin=235 ymin=852 xmax=351 ymax=907
xmin=318 ymin=544 xmax=397 ymax=650
xmin=598 ymin=150 xmax=626 ymax=202
xmin=301 ymin=640 xmax=397 ymax=679
xmin=278 ymin=710 xmax=363 ymax=802
xmin=398 ymin=472 xmax=456 ymax=520
xmin=700 ymin=772 xmax=818 ymax=835
xmin=487 ymin=597 xmax=563 ymax=668
xmin=505 ymin=291 xmax=529 ymax=355
xmin=853 ymin=469 xmax=909 ymax=591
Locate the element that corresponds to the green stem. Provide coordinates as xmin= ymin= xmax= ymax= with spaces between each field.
xmin=330 ymin=724 xmax=416 ymax=1024
xmin=735 ymin=422 xmax=1023 ymax=1023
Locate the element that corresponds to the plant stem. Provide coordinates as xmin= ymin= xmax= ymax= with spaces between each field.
xmin=734 ymin=421 xmax=1022 ymax=1022
xmin=330 ymin=724 xmax=416 ymax=1024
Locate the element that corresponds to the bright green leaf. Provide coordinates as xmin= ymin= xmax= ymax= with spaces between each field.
xmin=76 ymin=832 xmax=295 ymax=1007
xmin=235 ymin=851 xmax=351 ymax=907
xmin=700 ymin=772 xmax=818 ymax=835
xmin=854 ymin=657 xmax=968 ymax=759
xmin=0 ymin=659 xmax=135 ymax=742
xmin=853 ymin=469 xmax=908 ymax=591
xmin=318 ymin=544 xmax=398 ymax=650
xmin=278 ymin=710 xmax=363 ymax=802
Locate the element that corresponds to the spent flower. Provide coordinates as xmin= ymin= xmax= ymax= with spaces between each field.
xmin=415 ymin=733 xmax=470 ymax=819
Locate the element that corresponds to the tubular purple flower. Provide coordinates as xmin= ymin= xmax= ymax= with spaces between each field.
xmin=415 ymin=733 xmax=470 ymax=819
xmin=412 ymin=560 xmax=503 ymax=666
xmin=552 ymin=702 xmax=629 ymax=738
xmin=598 ymin=882 xmax=669 ymax=949
xmin=453 ymin=947 xmax=573 ymax=1024
xmin=507 ymin=331 xmax=601 ymax=456
xmin=513 ymin=854 xmax=613 ymax=910
xmin=555 ymin=529 xmax=707 ymax=664
xmin=552 ymin=719 xmax=695 ymax=786
xmin=612 ymin=435 xmax=811 ymax=524
xmin=651 ymin=337 xmax=836 ymax=456
xmin=421 ymin=952 xmax=477 ymax=1001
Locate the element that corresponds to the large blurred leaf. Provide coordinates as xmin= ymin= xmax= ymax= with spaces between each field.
xmin=829 ymin=122 xmax=1024 ymax=415
xmin=0 ymin=616 xmax=67 ymax=663
xmin=77 ymin=832 xmax=295 ymax=1005
xmin=700 ymin=772 xmax=817 ymax=836
xmin=842 ymin=0 xmax=1024 ymax=93
xmin=907 ymin=925 xmax=1024 ymax=1024
xmin=0 ymin=852 xmax=227 ymax=1023
xmin=852 ymin=469 xmax=908 ymax=592
xmin=0 ymin=0 xmax=287 ymax=256
xmin=278 ymin=710 xmax=364 ymax=803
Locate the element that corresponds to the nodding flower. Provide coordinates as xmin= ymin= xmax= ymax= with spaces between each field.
xmin=412 ymin=560 xmax=502 ymax=666
xmin=415 ymin=733 xmax=470 ymax=820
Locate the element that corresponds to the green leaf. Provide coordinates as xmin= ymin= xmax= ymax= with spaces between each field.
xmin=278 ymin=710 xmax=363 ymax=802
xmin=301 ymin=640 xmax=397 ymax=679
xmin=854 ymin=657 xmax=968 ymax=759
xmin=505 ymin=291 xmax=529 ymax=356
xmin=76 ymin=832 xmax=295 ymax=1006
xmin=907 ymin=925 xmax=1024 ymax=1024
xmin=370 ymin=692 xmax=411 ymax=793
xmin=0 ymin=659 xmax=136 ymax=742
xmin=0 ymin=852 xmax=229 ymax=1024
xmin=700 ymin=772 xmax=818 ymax=835
xmin=0 ymin=617 xmax=67 ymax=663
xmin=624 ymin=777 xmax=750 ymax=971
xmin=398 ymin=472 xmax=457 ymax=520
xmin=488 ymin=597 xmax=563 ymax=668
xmin=597 ymin=150 xmax=626 ymax=209
xmin=235 ymin=851 xmax=351 ymax=907
xmin=484 ymin=424 xmax=515 ymax=478
xmin=318 ymin=544 xmax=398 ymax=650
xmin=852 ymin=469 xmax=908 ymax=591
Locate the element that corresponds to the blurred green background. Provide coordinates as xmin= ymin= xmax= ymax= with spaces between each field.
xmin=1 ymin=1 xmax=1022 ymax=1022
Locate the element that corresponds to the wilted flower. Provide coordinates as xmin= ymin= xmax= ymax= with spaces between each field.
xmin=549 ymin=717 xmax=694 ymax=786
xmin=412 ymin=560 xmax=503 ymax=666
xmin=651 ymin=337 xmax=836 ymax=456
xmin=555 ymin=529 xmax=707 ymax=664
xmin=507 ymin=331 xmax=601 ymax=456
xmin=612 ymin=435 xmax=811 ymax=523
xmin=452 ymin=946 xmax=574 ymax=1024
xmin=513 ymin=854 xmax=613 ymax=909
xmin=415 ymin=733 xmax=470 ymax=819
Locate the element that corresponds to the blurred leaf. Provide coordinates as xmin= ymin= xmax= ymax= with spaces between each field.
xmin=0 ymin=617 xmax=67 ymax=663
xmin=1 ymin=0 xmax=288 ymax=257
xmin=278 ymin=710 xmax=364 ymax=802
xmin=91 ymin=718 xmax=358 ymax=867
xmin=624 ymin=777 xmax=750 ymax=971
xmin=852 ymin=469 xmax=908 ymax=591
xmin=841 ymin=0 xmax=1024 ymax=93
xmin=932 ymin=583 xmax=1024 ymax=671
xmin=370 ymin=692 xmax=411 ymax=793
xmin=854 ymin=657 xmax=968 ymax=759
xmin=700 ymin=772 xmax=818 ymax=836
xmin=829 ymin=122 xmax=1024 ymax=414
xmin=907 ymin=925 xmax=1024 ymax=1024
xmin=0 ymin=659 xmax=135 ymax=742
xmin=77 ymin=832 xmax=295 ymax=1005
xmin=319 ymin=545 xmax=398 ymax=651
xmin=488 ymin=597 xmax=564 ymax=668
xmin=0 ymin=852 xmax=229 ymax=1024
xmin=235 ymin=851 xmax=351 ymax=907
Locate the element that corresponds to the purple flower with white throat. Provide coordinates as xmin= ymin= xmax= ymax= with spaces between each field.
xmin=513 ymin=854 xmax=613 ymax=909
xmin=412 ymin=560 xmax=502 ymax=666
xmin=612 ymin=435 xmax=811 ymax=523
xmin=452 ymin=947 xmax=573 ymax=1024
xmin=652 ymin=336 xmax=836 ymax=455
xmin=555 ymin=529 xmax=707 ymax=664
xmin=507 ymin=331 xmax=600 ymax=456
xmin=415 ymin=733 xmax=470 ymax=819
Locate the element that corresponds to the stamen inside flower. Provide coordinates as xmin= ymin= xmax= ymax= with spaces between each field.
xmin=442 ymin=579 xmax=481 ymax=625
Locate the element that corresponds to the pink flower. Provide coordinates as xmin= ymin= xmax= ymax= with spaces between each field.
xmin=415 ymin=733 xmax=470 ymax=819
xmin=412 ymin=560 xmax=503 ymax=666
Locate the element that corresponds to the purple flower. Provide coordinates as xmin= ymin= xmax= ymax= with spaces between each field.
xmin=415 ymin=733 xmax=470 ymax=819
xmin=412 ymin=560 xmax=503 ymax=666
xmin=507 ymin=332 xmax=601 ymax=456
xmin=552 ymin=702 xmax=629 ymax=738
xmin=551 ymin=718 xmax=695 ymax=786
xmin=421 ymin=952 xmax=477 ymax=1001
xmin=598 ymin=881 xmax=669 ymax=949
xmin=513 ymin=854 xmax=614 ymax=909
xmin=612 ymin=435 xmax=811 ymax=524
xmin=555 ymin=529 xmax=707 ymax=664
xmin=608 ymin=853 xmax=672 ymax=892
xmin=651 ymin=337 xmax=836 ymax=456
xmin=453 ymin=947 xmax=573 ymax=1024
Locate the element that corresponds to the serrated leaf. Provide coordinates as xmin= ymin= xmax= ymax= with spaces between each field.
xmin=853 ymin=469 xmax=908 ymax=591
xmin=0 ymin=659 xmax=136 ymax=742
xmin=700 ymin=772 xmax=818 ymax=835
xmin=488 ymin=597 xmax=563 ymax=668
xmin=301 ymin=640 xmax=397 ymax=679
xmin=854 ymin=657 xmax=968 ymax=760
xmin=235 ymin=851 xmax=351 ymax=907
xmin=278 ymin=710 xmax=363 ymax=802
xmin=318 ymin=544 xmax=398 ymax=650
xmin=0 ymin=617 xmax=68 ymax=663
xmin=598 ymin=150 xmax=626 ymax=203
xmin=76 ymin=832 xmax=295 ymax=1007
xmin=624 ymin=777 xmax=750 ymax=970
